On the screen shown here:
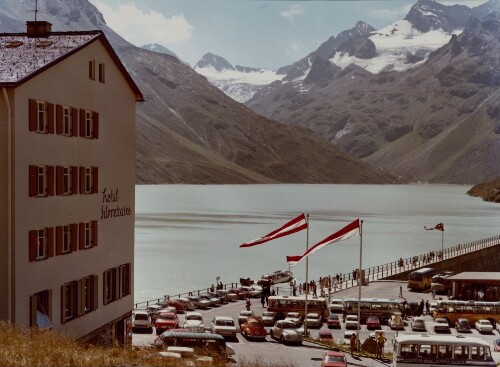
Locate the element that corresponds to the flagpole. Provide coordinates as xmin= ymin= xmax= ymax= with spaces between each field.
xmin=441 ymin=228 xmax=444 ymax=273
xmin=357 ymin=220 xmax=363 ymax=351
xmin=304 ymin=214 xmax=309 ymax=336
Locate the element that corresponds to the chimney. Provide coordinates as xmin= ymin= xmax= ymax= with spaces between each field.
xmin=26 ymin=21 xmax=52 ymax=38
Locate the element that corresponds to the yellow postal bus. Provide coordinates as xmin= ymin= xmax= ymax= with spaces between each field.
xmin=407 ymin=267 xmax=436 ymax=291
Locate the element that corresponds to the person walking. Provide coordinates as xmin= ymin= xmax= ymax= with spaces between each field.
xmin=350 ymin=333 xmax=357 ymax=355
xmin=425 ymin=300 xmax=430 ymax=315
xmin=376 ymin=332 xmax=387 ymax=358
xmin=399 ymin=286 xmax=403 ymax=298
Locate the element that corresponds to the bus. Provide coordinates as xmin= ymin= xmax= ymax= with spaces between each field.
xmin=341 ymin=298 xmax=403 ymax=324
xmin=393 ymin=334 xmax=495 ymax=367
xmin=407 ymin=267 xmax=437 ymax=291
xmin=430 ymin=271 xmax=454 ymax=295
xmin=432 ymin=300 xmax=500 ymax=327
xmin=267 ymin=295 xmax=328 ymax=319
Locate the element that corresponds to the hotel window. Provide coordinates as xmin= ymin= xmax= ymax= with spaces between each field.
xmin=29 ymin=99 xmax=54 ymax=134
xmin=98 ymin=62 xmax=105 ymax=83
xmin=82 ymin=275 xmax=98 ymax=314
xmin=103 ymin=264 xmax=131 ymax=305
xmin=119 ymin=263 xmax=131 ymax=298
xmin=61 ymin=275 xmax=98 ymax=324
xmin=29 ymin=228 xmax=54 ymax=262
xmin=29 ymin=165 xmax=54 ymax=197
xmin=103 ymin=268 xmax=116 ymax=305
xmin=61 ymin=282 xmax=77 ymax=323
xmin=30 ymin=289 xmax=52 ymax=328
xmin=79 ymin=166 xmax=98 ymax=194
xmin=79 ymin=220 xmax=98 ymax=250
xmin=79 ymin=109 xmax=99 ymax=139
xmin=88 ymin=59 xmax=95 ymax=80
xmin=56 ymin=224 xmax=77 ymax=255
xmin=56 ymin=166 xmax=78 ymax=196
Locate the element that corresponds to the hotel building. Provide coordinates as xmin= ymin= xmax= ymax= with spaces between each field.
xmin=0 ymin=21 xmax=143 ymax=344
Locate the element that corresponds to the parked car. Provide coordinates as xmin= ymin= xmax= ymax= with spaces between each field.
xmin=329 ymin=299 xmax=343 ymax=314
xmin=186 ymin=295 xmax=210 ymax=309
xmin=261 ymin=311 xmax=278 ymax=326
xmin=131 ymin=310 xmax=153 ymax=332
xmin=172 ymin=297 xmax=195 ymax=311
xmin=433 ymin=317 xmax=450 ymax=333
xmin=182 ymin=312 xmax=205 ymax=333
xmin=145 ymin=304 xmax=163 ymax=322
xmin=455 ymin=318 xmax=471 ymax=332
xmin=238 ymin=310 xmax=254 ymax=325
xmin=167 ymin=300 xmax=185 ymax=313
xmin=199 ymin=294 xmax=219 ymax=307
xmin=229 ymin=288 xmax=251 ymax=300
xmin=475 ymin=319 xmax=494 ymax=333
xmin=241 ymin=316 xmax=267 ymax=340
xmin=211 ymin=316 xmax=238 ymax=339
xmin=327 ymin=314 xmax=341 ymax=329
xmin=216 ymin=289 xmax=237 ymax=302
xmin=249 ymin=285 xmax=263 ymax=298
xmin=345 ymin=315 xmax=359 ymax=330
xmin=493 ymin=339 xmax=500 ymax=352
xmin=270 ymin=319 xmax=303 ymax=345
xmin=321 ymin=350 xmax=348 ymax=367
xmin=154 ymin=312 xmax=179 ymax=334
xmin=319 ymin=330 xmax=333 ymax=342
xmin=162 ymin=306 xmax=178 ymax=314
xmin=411 ymin=317 xmax=426 ymax=332
xmin=304 ymin=313 xmax=322 ymax=328
xmin=388 ymin=313 xmax=405 ymax=330
xmin=285 ymin=312 xmax=302 ymax=327
xmin=366 ymin=316 xmax=381 ymax=330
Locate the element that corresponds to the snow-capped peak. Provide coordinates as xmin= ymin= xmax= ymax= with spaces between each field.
xmin=195 ymin=52 xmax=235 ymax=72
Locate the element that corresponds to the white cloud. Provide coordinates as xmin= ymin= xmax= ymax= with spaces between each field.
xmin=92 ymin=2 xmax=193 ymax=46
xmin=279 ymin=5 xmax=304 ymax=22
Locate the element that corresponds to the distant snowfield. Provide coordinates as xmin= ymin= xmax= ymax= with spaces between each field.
xmin=330 ymin=20 xmax=462 ymax=74
xmin=195 ymin=65 xmax=284 ymax=85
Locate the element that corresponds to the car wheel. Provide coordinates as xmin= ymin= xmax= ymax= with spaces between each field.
xmin=279 ymin=335 xmax=284 ymax=344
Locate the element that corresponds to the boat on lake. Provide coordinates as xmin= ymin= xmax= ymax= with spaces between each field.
xmin=259 ymin=270 xmax=293 ymax=285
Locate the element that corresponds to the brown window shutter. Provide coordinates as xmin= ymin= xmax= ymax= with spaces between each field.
xmin=46 ymin=166 xmax=54 ymax=196
xmin=114 ymin=267 xmax=120 ymax=301
xmin=61 ymin=285 xmax=67 ymax=324
xmin=91 ymin=220 xmax=98 ymax=247
xmin=56 ymin=166 xmax=63 ymax=195
xmin=102 ymin=270 xmax=108 ymax=306
xmin=29 ymin=165 xmax=38 ymax=197
xmin=71 ymin=166 xmax=78 ymax=195
xmin=92 ymin=112 xmax=99 ymax=139
xmin=92 ymin=167 xmax=98 ymax=194
xmin=79 ymin=223 xmax=85 ymax=250
xmin=30 ymin=294 xmax=38 ymax=327
xmin=79 ymin=109 xmax=85 ymax=137
xmin=70 ymin=223 xmax=78 ymax=252
xmin=79 ymin=167 xmax=85 ymax=194
xmin=56 ymin=105 xmax=63 ymax=134
xmin=29 ymin=230 xmax=37 ymax=262
xmin=29 ymin=99 xmax=37 ymax=131
xmin=47 ymin=289 xmax=53 ymax=320
xmin=55 ymin=226 xmax=63 ymax=255
xmin=77 ymin=280 xmax=83 ymax=317
xmin=71 ymin=108 xmax=78 ymax=137
xmin=92 ymin=275 xmax=99 ymax=310
xmin=46 ymin=227 xmax=54 ymax=258
xmin=125 ymin=263 xmax=131 ymax=296
xmin=47 ymin=103 xmax=55 ymax=134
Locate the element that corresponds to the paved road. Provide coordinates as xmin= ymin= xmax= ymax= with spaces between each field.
xmin=133 ymin=281 xmax=500 ymax=366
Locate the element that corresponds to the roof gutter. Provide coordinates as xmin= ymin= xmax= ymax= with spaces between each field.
xmin=2 ymin=87 xmax=12 ymax=321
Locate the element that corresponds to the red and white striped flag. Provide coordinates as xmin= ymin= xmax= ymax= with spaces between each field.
xmin=425 ymin=223 xmax=444 ymax=231
xmin=286 ymin=219 xmax=360 ymax=266
xmin=239 ymin=214 xmax=308 ymax=248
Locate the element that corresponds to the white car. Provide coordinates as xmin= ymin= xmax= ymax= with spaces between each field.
xmin=345 ymin=315 xmax=359 ymax=330
xmin=270 ymin=319 xmax=303 ymax=345
xmin=433 ymin=317 xmax=450 ymax=333
xmin=131 ymin=310 xmax=153 ymax=332
xmin=285 ymin=312 xmax=302 ymax=327
xmin=304 ymin=313 xmax=322 ymax=328
xmin=183 ymin=312 xmax=205 ymax=332
xmin=238 ymin=310 xmax=254 ymax=325
xmin=475 ymin=319 xmax=493 ymax=333
xmin=249 ymin=285 xmax=263 ymax=297
xmin=211 ymin=316 xmax=238 ymax=338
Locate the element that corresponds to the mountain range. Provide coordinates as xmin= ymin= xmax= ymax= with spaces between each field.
xmin=0 ymin=0 xmax=394 ymax=184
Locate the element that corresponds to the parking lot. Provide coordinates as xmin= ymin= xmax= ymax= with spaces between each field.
xmin=133 ymin=281 xmax=500 ymax=366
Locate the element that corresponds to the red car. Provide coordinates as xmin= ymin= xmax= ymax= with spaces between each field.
xmin=229 ymin=288 xmax=251 ymax=300
xmin=327 ymin=314 xmax=341 ymax=329
xmin=167 ymin=300 xmax=185 ymax=313
xmin=366 ymin=316 xmax=381 ymax=330
xmin=154 ymin=312 xmax=179 ymax=334
xmin=321 ymin=351 xmax=347 ymax=367
xmin=241 ymin=317 xmax=267 ymax=340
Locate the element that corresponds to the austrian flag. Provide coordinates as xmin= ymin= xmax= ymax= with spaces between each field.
xmin=287 ymin=219 xmax=360 ymax=267
xmin=425 ymin=223 xmax=444 ymax=231
xmin=239 ymin=214 xmax=308 ymax=248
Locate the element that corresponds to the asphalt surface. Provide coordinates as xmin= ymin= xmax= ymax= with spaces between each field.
xmin=133 ymin=280 xmax=500 ymax=367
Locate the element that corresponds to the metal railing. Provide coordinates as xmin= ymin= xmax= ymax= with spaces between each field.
xmin=134 ymin=235 xmax=500 ymax=307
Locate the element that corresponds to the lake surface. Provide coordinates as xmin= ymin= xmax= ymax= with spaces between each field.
xmin=134 ymin=184 xmax=499 ymax=303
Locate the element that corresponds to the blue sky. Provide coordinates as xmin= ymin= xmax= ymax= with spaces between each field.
xmin=89 ymin=0 xmax=488 ymax=70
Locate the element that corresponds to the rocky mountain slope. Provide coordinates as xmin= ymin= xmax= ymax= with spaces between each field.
xmin=247 ymin=0 xmax=500 ymax=184
xmin=0 ymin=0 xmax=395 ymax=184
xmin=468 ymin=178 xmax=500 ymax=202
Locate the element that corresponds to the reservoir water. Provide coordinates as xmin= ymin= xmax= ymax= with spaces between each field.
xmin=134 ymin=184 xmax=499 ymax=303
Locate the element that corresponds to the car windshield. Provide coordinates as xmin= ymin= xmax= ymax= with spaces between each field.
xmin=160 ymin=314 xmax=175 ymax=320
xmin=186 ymin=315 xmax=202 ymax=321
xmin=436 ymin=318 xmax=447 ymax=323
xmin=263 ymin=312 xmax=274 ymax=317
xmin=327 ymin=356 xmax=345 ymax=362
xmin=135 ymin=314 xmax=148 ymax=320
xmin=308 ymin=314 xmax=319 ymax=319
xmin=241 ymin=311 xmax=252 ymax=316
xmin=281 ymin=322 xmax=296 ymax=329
xmin=287 ymin=313 xmax=299 ymax=318
xmin=250 ymin=321 xmax=262 ymax=326
xmin=216 ymin=319 xmax=234 ymax=326
xmin=368 ymin=317 xmax=378 ymax=321
xmin=479 ymin=321 xmax=490 ymax=325
xmin=329 ymin=315 xmax=339 ymax=319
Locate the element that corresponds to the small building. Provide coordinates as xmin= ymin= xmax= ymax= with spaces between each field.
xmin=0 ymin=21 xmax=143 ymax=345
xmin=448 ymin=272 xmax=500 ymax=301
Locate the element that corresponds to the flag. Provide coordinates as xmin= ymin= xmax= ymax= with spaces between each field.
xmin=239 ymin=213 xmax=308 ymax=248
xmin=425 ymin=223 xmax=444 ymax=231
xmin=286 ymin=219 xmax=360 ymax=267
xmin=286 ymin=256 xmax=302 ymax=266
